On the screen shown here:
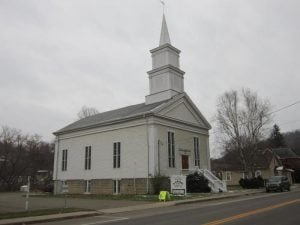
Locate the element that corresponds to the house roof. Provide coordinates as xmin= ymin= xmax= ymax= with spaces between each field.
xmin=211 ymin=150 xmax=276 ymax=171
xmin=280 ymin=158 xmax=300 ymax=170
xmin=54 ymin=100 xmax=167 ymax=135
xmin=272 ymin=148 xmax=298 ymax=158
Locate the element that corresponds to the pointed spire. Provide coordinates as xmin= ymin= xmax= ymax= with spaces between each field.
xmin=159 ymin=14 xmax=171 ymax=46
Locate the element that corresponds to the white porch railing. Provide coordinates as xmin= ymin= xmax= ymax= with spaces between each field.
xmin=180 ymin=168 xmax=227 ymax=192
xmin=197 ymin=168 xmax=227 ymax=192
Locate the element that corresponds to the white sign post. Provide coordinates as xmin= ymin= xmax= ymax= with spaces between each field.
xmin=170 ymin=175 xmax=186 ymax=196
xmin=25 ymin=176 xmax=30 ymax=211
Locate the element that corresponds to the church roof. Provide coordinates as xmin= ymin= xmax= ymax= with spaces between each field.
xmin=54 ymin=92 xmax=212 ymax=135
xmin=54 ymin=100 xmax=167 ymax=135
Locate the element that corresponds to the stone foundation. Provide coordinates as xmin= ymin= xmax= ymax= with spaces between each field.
xmin=91 ymin=179 xmax=113 ymax=194
xmin=55 ymin=178 xmax=165 ymax=195
xmin=120 ymin=178 xmax=149 ymax=194
xmin=67 ymin=180 xmax=84 ymax=194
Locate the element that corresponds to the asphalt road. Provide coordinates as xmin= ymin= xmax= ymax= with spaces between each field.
xmin=38 ymin=189 xmax=300 ymax=225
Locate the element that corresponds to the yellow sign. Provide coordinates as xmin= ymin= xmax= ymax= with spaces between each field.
xmin=158 ymin=191 xmax=170 ymax=201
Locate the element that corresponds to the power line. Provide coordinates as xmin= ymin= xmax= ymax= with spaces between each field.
xmin=269 ymin=100 xmax=300 ymax=115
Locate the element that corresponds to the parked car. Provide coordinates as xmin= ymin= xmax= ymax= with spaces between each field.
xmin=266 ymin=176 xmax=290 ymax=192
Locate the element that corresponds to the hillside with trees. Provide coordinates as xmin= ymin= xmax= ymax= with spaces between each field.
xmin=284 ymin=130 xmax=300 ymax=156
xmin=0 ymin=126 xmax=54 ymax=191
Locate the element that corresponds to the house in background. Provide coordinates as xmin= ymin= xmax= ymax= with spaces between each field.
xmin=271 ymin=148 xmax=300 ymax=183
xmin=211 ymin=150 xmax=281 ymax=186
xmin=53 ymin=15 xmax=216 ymax=195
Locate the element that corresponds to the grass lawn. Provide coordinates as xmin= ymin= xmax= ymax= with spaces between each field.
xmin=0 ymin=208 xmax=90 ymax=220
xmin=30 ymin=192 xmax=214 ymax=201
xmin=31 ymin=193 xmax=171 ymax=201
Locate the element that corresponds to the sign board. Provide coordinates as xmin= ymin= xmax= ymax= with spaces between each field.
xmin=158 ymin=191 xmax=170 ymax=201
xmin=170 ymin=175 xmax=186 ymax=196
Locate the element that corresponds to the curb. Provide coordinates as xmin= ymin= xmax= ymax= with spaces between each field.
xmin=98 ymin=190 xmax=265 ymax=214
xmin=174 ymin=190 xmax=265 ymax=206
xmin=0 ymin=211 xmax=100 ymax=225
xmin=173 ymin=185 xmax=300 ymax=206
xmin=98 ymin=202 xmax=176 ymax=214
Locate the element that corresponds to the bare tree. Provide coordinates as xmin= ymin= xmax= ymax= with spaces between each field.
xmin=77 ymin=106 xmax=99 ymax=119
xmin=215 ymin=88 xmax=272 ymax=177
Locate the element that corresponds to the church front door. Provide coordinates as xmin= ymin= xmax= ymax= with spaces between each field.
xmin=181 ymin=155 xmax=189 ymax=170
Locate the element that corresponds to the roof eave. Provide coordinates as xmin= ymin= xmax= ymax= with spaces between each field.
xmin=54 ymin=112 xmax=154 ymax=136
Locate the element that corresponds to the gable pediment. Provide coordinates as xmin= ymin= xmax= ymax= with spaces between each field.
xmin=155 ymin=95 xmax=211 ymax=129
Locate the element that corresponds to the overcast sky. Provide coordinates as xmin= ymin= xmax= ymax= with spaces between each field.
xmin=0 ymin=0 xmax=299 ymax=156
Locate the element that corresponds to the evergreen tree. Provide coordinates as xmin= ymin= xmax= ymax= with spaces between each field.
xmin=269 ymin=124 xmax=286 ymax=148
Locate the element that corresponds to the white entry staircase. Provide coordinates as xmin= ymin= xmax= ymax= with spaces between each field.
xmin=198 ymin=169 xmax=227 ymax=193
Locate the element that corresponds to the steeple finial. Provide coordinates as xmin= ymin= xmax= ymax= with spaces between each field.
xmin=159 ymin=14 xmax=171 ymax=46
xmin=160 ymin=0 xmax=165 ymax=14
xmin=159 ymin=1 xmax=171 ymax=46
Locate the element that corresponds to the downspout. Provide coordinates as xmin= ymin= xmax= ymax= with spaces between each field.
xmin=54 ymin=136 xmax=60 ymax=194
xmin=158 ymin=140 xmax=160 ymax=176
xmin=144 ymin=113 xmax=150 ymax=194
xmin=133 ymin=161 xmax=137 ymax=195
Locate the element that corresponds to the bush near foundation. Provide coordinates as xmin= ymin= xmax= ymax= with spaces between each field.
xmin=186 ymin=172 xmax=211 ymax=193
xmin=239 ymin=176 xmax=265 ymax=189
xmin=151 ymin=175 xmax=170 ymax=194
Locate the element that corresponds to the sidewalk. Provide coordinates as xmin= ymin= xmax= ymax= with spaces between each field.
xmin=98 ymin=189 xmax=265 ymax=214
xmin=1 ymin=186 xmax=299 ymax=225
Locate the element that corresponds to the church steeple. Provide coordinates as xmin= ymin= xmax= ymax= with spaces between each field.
xmin=145 ymin=15 xmax=185 ymax=105
xmin=159 ymin=14 xmax=171 ymax=45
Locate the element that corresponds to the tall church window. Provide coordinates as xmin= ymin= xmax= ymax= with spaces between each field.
xmin=62 ymin=149 xmax=68 ymax=171
xmin=194 ymin=137 xmax=200 ymax=167
xmin=168 ymin=132 xmax=175 ymax=168
xmin=85 ymin=146 xmax=92 ymax=170
xmin=113 ymin=142 xmax=121 ymax=168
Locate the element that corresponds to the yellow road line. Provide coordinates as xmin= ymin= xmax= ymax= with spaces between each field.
xmin=202 ymin=198 xmax=300 ymax=225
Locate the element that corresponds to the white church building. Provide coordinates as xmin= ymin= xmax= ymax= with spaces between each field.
xmin=53 ymin=15 xmax=218 ymax=194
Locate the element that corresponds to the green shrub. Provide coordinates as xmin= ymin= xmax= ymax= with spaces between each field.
xmin=151 ymin=175 xmax=169 ymax=194
xmin=186 ymin=172 xmax=211 ymax=193
xmin=239 ymin=176 xmax=264 ymax=189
